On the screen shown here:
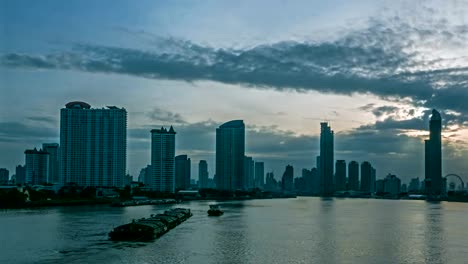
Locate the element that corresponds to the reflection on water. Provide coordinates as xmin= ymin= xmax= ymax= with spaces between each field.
xmin=424 ymin=202 xmax=446 ymax=264
xmin=0 ymin=198 xmax=467 ymax=264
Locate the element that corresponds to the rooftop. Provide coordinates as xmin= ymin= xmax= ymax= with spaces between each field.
xmin=219 ymin=120 xmax=244 ymax=129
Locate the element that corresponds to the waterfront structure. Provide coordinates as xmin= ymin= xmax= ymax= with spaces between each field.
xmin=319 ymin=122 xmax=334 ymax=196
xmin=335 ymin=160 xmax=346 ymax=191
xmin=360 ymin=161 xmax=375 ymax=193
xmin=254 ymin=161 xmax=264 ymax=189
xmin=60 ymin=101 xmax=127 ymax=187
xmin=175 ymin=155 xmax=191 ymax=190
xmin=198 ymin=160 xmax=208 ymax=189
xmin=244 ymin=156 xmax=255 ymax=189
xmin=15 ymin=165 xmax=26 ymax=185
xmin=215 ymin=120 xmax=245 ymax=190
xmin=348 ymin=161 xmax=359 ymax=191
xmin=25 ymin=148 xmax=49 ymax=185
xmin=425 ymin=109 xmax=442 ymax=195
xmin=265 ymin=172 xmax=277 ymax=191
xmin=150 ymin=126 xmax=176 ymax=193
xmin=0 ymin=168 xmax=9 ymax=184
xmin=282 ymin=165 xmax=294 ymax=192
xmin=42 ymin=143 xmax=60 ymax=184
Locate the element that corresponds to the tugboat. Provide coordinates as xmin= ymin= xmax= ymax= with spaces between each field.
xmin=207 ymin=204 xmax=224 ymax=216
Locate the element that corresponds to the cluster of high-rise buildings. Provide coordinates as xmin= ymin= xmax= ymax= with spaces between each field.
xmin=0 ymin=102 xmax=447 ymax=197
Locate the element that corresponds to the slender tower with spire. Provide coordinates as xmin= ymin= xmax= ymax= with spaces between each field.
xmin=425 ymin=109 xmax=442 ymax=195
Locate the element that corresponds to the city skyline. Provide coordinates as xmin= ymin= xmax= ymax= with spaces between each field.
xmin=2 ymin=1 xmax=468 ymax=184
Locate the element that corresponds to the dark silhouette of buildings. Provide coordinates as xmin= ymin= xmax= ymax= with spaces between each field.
xmin=425 ymin=109 xmax=442 ymax=195
xmin=15 ymin=165 xmax=26 ymax=185
xmin=0 ymin=168 xmax=9 ymax=184
xmin=319 ymin=122 xmax=334 ymax=196
xmin=282 ymin=165 xmax=294 ymax=192
xmin=150 ymin=126 xmax=176 ymax=193
xmin=265 ymin=172 xmax=277 ymax=191
xmin=198 ymin=160 xmax=208 ymax=189
xmin=175 ymin=155 xmax=191 ymax=190
xmin=335 ymin=160 xmax=346 ymax=191
xmin=254 ymin=161 xmax=264 ymax=189
xmin=216 ymin=120 xmax=245 ymax=190
xmin=244 ymin=156 xmax=254 ymax=189
xmin=360 ymin=161 xmax=375 ymax=193
xmin=348 ymin=161 xmax=359 ymax=191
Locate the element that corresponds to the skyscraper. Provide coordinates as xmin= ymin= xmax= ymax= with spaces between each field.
xmin=360 ymin=161 xmax=375 ymax=193
xmin=335 ymin=160 xmax=346 ymax=191
xmin=348 ymin=161 xmax=359 ymax=191
xmin=425 ymin=109 xmax=442 ymax=195
xmin=254 ymin=161 xmax=265 ymax=188
xmin=15 ymin=165 xmax=26 ymax=185
xmin=60 ymin=101 xmax=127 ymax=187
xmin=282 ymin=165 xmax=294 ymax=192
xmin=150 ymin=126 xmax=176 ymax=193
xmin=216 ymin=120 xmax=245 ymax=190
xmin=42 ymin=143 xmax=60 ymax=184
xmin=175 ymin=155 xmax=191 ymax=190
xmin=244 ymin=156 xmax=254 ymax=189
xmin=198 ymin=160 xmax=208 ymax=189
xmin=319 ymin=122 xmax=334 ymax=196
xmin=25 ymin=148 xmax=49 ymax=185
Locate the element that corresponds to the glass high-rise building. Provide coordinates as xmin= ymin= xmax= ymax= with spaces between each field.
xmin=60 ymin=101 xmax=127 ymax=187
xmin=150 ymin=126 xmax=176 ymax=193
xmin=360 ymin=161 xmax=375 ymax=193
xmin=319 ymin=122 xmax=334 ymax=196
xmin=425 ymin=109 xmax=442 ymax=195
xmin=216 ymin=120 xmax=245 ymax=190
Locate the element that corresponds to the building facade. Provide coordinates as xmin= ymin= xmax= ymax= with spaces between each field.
xmin=319 ymin=122 xmax=334 ymax=196
xmin=42 ymin=143 xmax=60 ymax=184
xmin=0 ymin=168 xmax=9 ymax=184
xmin=175 ymin=155 xmax=191 ymax=190
xmin=60 ymin=101 xmax=127 ymax=187
xmin=215 ymin=120 xmax=245 ymax=190
xmin=25 ymin=148 xmax=49 ymax=185
xmin=254 ymin=161 xmax=265 ymax=189
xmin=244 ymin=156 xmax=255 ymax=189
xmin=150 ymin=126 xmax=176 ymax=193
xmin=425 ymin=109 xmax=442 ymax=195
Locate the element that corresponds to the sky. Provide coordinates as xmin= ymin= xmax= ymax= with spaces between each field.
xmin=1 ymin=0 xmax=468 ymax=184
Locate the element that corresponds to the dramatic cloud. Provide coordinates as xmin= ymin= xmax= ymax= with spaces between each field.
xmin=147 ymin=107 xmax=186 ymax=124
xmin=2 ymin=16 xmax=468 ymax=116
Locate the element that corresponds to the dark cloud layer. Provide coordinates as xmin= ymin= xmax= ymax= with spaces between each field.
xmin=2 ymin=16 xmax=468 ymax=116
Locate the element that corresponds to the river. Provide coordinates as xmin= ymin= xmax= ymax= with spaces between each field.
xmin=0 ymin=197 xmax=467 ymax=264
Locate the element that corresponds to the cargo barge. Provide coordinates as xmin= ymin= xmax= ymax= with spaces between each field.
xmin=109 ymin=208 xmax=192 ymax=241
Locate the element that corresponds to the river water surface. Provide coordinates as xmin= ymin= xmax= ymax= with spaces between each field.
xmin=1 ymin=197 xmax=467 ymax=264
